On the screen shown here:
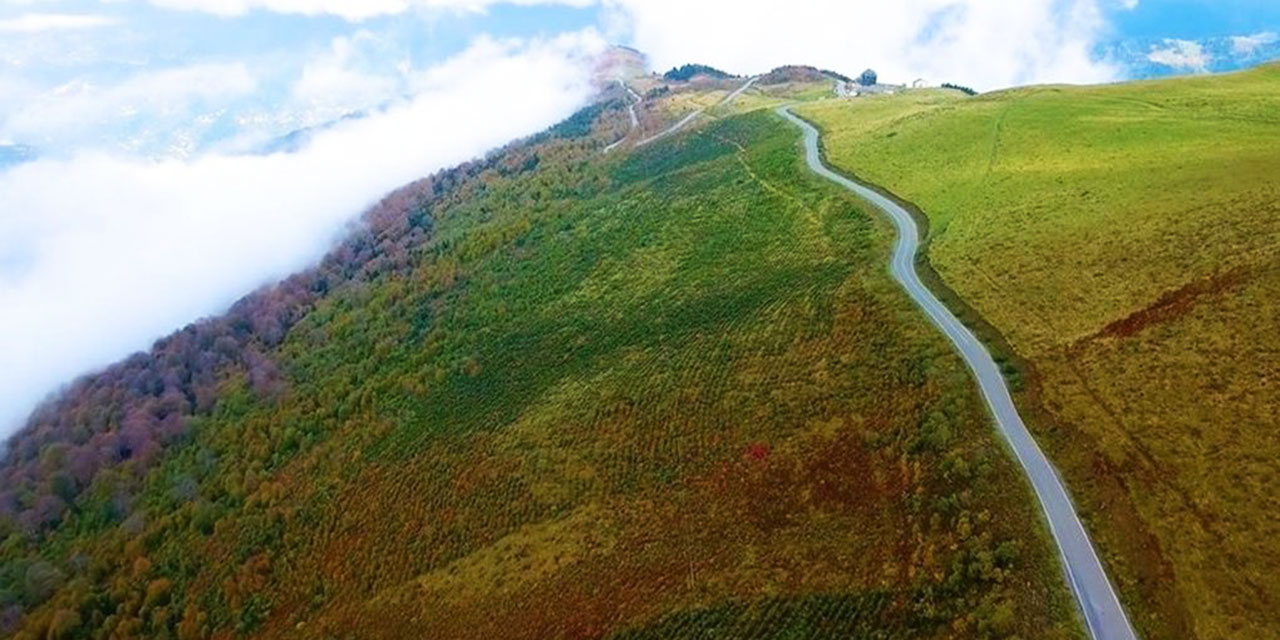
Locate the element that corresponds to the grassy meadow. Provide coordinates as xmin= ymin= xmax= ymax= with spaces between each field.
xmin=797 ymin=64 xmax=1280 ymax=639
xmin=4 ymin=89 xmax=1083 ymax=638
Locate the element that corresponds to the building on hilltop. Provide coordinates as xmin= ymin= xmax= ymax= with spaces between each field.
xmin=840 ymin=68 xmax=907 ymax=98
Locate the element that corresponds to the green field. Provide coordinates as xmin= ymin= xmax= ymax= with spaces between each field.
xmin=797 ymin=64 xmax=1280 ymax=639
xmin=2 ymin=90 xmax=1084 ymax=638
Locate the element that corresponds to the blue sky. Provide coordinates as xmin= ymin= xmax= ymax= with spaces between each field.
xmin=1099 ymin=1 xmax=1280 ymax=75
xmin=1108 ymin=0 xmax=1280 ymax=40
xmin=0 ymin=0 xmax=1276 ymax=437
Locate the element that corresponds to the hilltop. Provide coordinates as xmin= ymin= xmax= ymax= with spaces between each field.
xmin=661 ymin=63 xmax=736 ymax=81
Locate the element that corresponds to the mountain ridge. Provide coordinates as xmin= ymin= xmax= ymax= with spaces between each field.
xmin=4 ymin=58 xmax=1278 ymax=639
xmin=0 ymin=63 xmax=1088 ymax=639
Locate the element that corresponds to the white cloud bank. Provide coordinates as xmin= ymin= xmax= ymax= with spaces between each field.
xmin=0 ymin=32 xmax=605 ymax=435
xmin=1147 ymin=38 xmax=1209 ymax=72
xmin=602 ymin=0 xmax=1120 ymax=90
xmin=1230 ymin=31 xmax=1278 ymax=56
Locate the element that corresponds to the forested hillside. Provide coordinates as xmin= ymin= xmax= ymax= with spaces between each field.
xmin=2 ymin=81 xmax=1080 ymax=639
xmin=798 ymin=63 xmax=1280 ymax=639
xmin=662 ymin=64 xmax=734 ymax=82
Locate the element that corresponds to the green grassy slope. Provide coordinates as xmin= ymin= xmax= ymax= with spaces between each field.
xmin=2 ymin=93 xmax=1082 ymax=638
xmin=797 ymin=64 xmax=1280 ymax=639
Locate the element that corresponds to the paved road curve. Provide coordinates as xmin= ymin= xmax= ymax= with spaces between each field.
xmin=603 ymin=80 xmax=642 ymax=153
xmin=777 ymin=106 xmax=1138 ymax=640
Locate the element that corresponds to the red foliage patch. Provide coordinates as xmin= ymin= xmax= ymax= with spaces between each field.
xmin=744 ymin=442 xmax=771 ymax=462
xmin=1096 ymin=268 xmax=1250 ymax=340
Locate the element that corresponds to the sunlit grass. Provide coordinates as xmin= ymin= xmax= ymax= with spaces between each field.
xmin=798 ymin=64 xmax=1280 ymax=639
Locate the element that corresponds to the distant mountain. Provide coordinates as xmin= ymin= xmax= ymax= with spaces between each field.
xmin=662 ymin=63 xmax=736 ymax=81
xmin=255 ymin=110 xmax=370 ymax=155
xmin=759 ymin=65 xmax=851 ymax=85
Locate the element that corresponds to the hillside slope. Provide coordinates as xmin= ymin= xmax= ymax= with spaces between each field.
xmin=798 ymin=64 xmax=1280 ymax=639
xmin=1 ymin=81 xmax=1082 ymax=638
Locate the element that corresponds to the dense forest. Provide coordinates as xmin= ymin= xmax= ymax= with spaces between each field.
xmin=940 ymin=83 xmax=978 ymax=96
xmin=662 ymin=64 xmax=734 ymax=82
xmin=0 ymin=101 xmax=606 ymax=634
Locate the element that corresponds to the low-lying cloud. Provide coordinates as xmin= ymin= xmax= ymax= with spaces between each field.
xmin=1230 ymin=31 xmax=1278 ymax=57
xmin=1147 ymin=38 xmax=1209 ymax=72
xmin=0 ymin=32 xmax=604 ymax=436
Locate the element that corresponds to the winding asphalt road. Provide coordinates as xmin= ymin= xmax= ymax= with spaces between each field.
xmin=604 ymin=80 xmax=642 ymax=153
xmin=624 ymin=84 xmax=641 ymax=127
xmin=777 ymin=106 xmax=1138 ymax=640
